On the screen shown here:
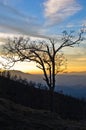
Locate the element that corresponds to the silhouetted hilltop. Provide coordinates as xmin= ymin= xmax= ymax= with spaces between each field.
xmin=2 ymin=69 xmax=86 ymax=99
xmin=0 ymin=69 xmax=31 ymax=79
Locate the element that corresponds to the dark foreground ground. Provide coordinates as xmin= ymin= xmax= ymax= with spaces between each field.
xmin=0 ymin=73 xmax=86 ymax=129
xmin=0 ymin=98 xmax=86 ymax=130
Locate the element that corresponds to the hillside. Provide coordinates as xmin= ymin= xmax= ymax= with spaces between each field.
xmin=0 ymin=98 xmax=86 ymax=130
xmin=0 ymin=74 xmax=86 ymax=129
xmin=0 ymin=74 xmax=86 ymax=120
xmin=2 ymin=69 xmax=86 ymax=99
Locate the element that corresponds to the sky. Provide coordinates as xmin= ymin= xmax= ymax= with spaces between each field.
xmin=0 ymin=0 xmax=86 ymax=74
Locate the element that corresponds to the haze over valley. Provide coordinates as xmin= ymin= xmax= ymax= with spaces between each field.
xmin=9 ymin=70 xmax=86 ymax=99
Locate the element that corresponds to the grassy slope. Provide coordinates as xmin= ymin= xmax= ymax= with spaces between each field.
xmin=0 ymin=98 xmax=86 ymax=130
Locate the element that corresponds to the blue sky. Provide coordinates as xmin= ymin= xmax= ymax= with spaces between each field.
xmin=0 ymin=0 xmax=86 ymax=73
xmin=0 ymin=0 xmax=86 ymax=36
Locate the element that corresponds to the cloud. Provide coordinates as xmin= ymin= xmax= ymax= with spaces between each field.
xmin=0 ymin=0 xmax=11 ymax=5
xmin=1 ymin=0 xmax=30 ymax=21
xmin=0 ymin=0 xmax=21 ymax=6
xmin=0 ymin=0 xmax=47 ymax=38
xmin=43 ymin=0 xmax=82 ymax=27
xmin=0 ymin=0 xmax=83 ymax=38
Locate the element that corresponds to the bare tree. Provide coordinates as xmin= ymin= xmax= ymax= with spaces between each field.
xmin=2 ymin=29 xmax=84 ymax=111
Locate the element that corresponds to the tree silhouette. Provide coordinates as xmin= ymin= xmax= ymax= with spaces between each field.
xmin=2 ymin=29 xmax=84 ymax=111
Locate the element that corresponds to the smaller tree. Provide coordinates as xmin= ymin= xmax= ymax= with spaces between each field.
xmin=6 ymin=71 xmax=11 ymax=79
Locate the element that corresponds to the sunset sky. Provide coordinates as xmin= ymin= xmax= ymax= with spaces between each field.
xmin=0 ymin=0 xmax=86 ymax=74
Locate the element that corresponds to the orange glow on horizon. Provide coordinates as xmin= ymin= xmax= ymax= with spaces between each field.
xmin=23 ymin=69 xmax=43 ymax=74
xmin=67 ymin=67 xmax=86 ymax=73
xmin=14 ymin=60 xmax=86 ymax=74
xmin=0 ymin=55 xmax=86 ymax=74
xmin=22 ymin=66 xmax=86 ymax=74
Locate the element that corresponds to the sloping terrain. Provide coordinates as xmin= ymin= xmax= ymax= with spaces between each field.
xmin=0 ymin=74 xmax=86 ymax=129
xmin=0 ymin=74 xmax=86 ymax=120
xmin=0 ymin=98 xmax=86 ymax=130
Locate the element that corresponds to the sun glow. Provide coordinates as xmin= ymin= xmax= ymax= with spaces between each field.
xmin=12 ymin=60 xmax=86 ymax=74
xmin=0 ymin=33 xmax=86 ymax=74
xmin=0 ymin=55 xmax=86 ymax=74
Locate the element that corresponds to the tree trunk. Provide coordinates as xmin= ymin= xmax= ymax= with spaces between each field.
xmin=49 ymin=88 xmax=54 ymax=112
xmin=49 ymin=57 xmax=55 ymax=112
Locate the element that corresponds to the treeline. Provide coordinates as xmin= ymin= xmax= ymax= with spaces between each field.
xmin=0 ymin=70 xmax=47 ymax=89
xmin=0 ymin=71 xmax=86 ymax=120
